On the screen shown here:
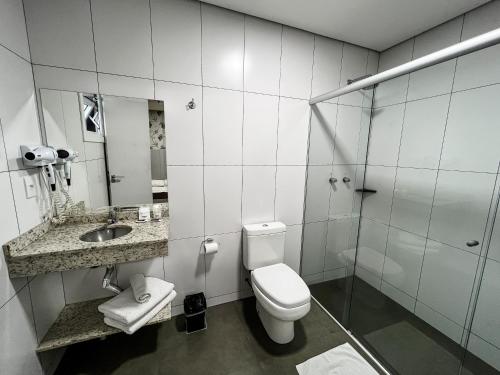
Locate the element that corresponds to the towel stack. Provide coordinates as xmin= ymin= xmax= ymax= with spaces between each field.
xmin=98 ymin=275 xmax=176 ymax=334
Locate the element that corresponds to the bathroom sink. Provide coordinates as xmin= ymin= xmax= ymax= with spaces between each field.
xmin=79 ymin=225 xmax=132 ymax=242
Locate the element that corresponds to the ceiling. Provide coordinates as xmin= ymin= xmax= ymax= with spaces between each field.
xmin=200 ymin=0 xmax=489 ymax=51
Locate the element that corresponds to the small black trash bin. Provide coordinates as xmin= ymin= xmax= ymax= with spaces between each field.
xmin=184 ymin=292 xmax=207 ymax=334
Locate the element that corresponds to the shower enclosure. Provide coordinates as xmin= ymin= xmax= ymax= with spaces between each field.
xmin=301 ymin=21 xmax=500 ymax=375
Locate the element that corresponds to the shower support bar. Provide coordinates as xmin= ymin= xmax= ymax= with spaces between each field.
xmin=309 ymin=27 xmax=500 ymax=105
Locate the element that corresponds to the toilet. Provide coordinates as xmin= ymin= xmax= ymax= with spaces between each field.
xmin=243 ymin=222 xmax=311 ymax=344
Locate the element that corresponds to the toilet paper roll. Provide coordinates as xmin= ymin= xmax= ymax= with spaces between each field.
xmin=204 ymin=240 xmax=219 ymax=255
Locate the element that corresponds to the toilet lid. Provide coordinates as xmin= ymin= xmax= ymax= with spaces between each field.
xmin=251 ymin=263 xmax=310 ymax=309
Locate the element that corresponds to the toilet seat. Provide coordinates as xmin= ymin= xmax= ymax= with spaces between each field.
xmin=251 ymin=263 xmax=310 ymax=309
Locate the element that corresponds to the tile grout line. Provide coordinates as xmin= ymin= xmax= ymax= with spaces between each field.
xmin=273 ymin=25 xmax=284 ymax=222
xmin=88 ymin=0 xmax=100 ymax=93
xmin=148 ymin=0 xmax=156 ymax=99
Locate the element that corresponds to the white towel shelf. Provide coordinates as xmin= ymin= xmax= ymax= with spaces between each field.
xmin=37 ymin=297 xmax=172 ymax=352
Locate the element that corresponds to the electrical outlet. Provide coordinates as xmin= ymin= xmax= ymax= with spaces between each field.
xmin=24 ymin=176 xmax=36 ymax=199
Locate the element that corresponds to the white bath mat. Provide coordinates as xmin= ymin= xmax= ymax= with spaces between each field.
xmin=296 ymin=343 xmax=378 ymax=375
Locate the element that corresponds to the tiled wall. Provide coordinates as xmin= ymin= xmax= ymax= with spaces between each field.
xmin=0 ymin=0 xmax=58 ymax=373
xmin=1 ymin=0 xmax=378 ymax=373
xmin=356 ymin=1 xmax=500 ymax=370
xmin=301 ymin=44 xmax=378 ymax=284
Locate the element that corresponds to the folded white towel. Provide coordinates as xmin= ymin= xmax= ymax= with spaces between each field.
xmin=130 ymin=274 xmax=151 ymax=304
xmin=98 ymin=277 xmax=174 ymax=325
xmin=104 ymin=291 xmax=176 ymax=334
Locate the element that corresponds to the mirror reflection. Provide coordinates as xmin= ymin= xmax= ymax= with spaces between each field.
xmin=39 ymin=89 xmax=167 ymax=208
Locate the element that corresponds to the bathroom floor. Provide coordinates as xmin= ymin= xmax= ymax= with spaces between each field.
xmin=310 ymin=277 xmax=499 ymax=375
xmin=54 ymin=297 xmax=382 ymax=375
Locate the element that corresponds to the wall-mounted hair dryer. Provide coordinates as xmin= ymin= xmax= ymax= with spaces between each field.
xmin=20 ymin=145 xmax=57 ymax=191
xmin=56 ymin=148 xmax=79 ymax=186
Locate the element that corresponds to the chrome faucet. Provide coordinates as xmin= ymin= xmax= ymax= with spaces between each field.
xmin=108 ymin=206 xmax=121 ymax=224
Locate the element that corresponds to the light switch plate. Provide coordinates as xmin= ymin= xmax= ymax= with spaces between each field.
xmin=24 ymin=176 xmax=36 ymax=198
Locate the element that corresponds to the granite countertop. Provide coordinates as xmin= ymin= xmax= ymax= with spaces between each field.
xmin=3 ymin=205 xmax=170 ymax=277
xmin=10 ymin=219 xmax=168 ymax=259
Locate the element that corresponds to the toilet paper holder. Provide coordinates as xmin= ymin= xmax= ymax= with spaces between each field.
xmin=203 ymin=238 xmax=219 ymax=255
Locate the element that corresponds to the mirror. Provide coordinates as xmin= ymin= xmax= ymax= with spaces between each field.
xmin=39 ymin=89 xmax=167 ymax=209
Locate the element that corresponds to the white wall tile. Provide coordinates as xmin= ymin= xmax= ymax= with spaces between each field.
xmin=362 ymin=51 xmax=379 ymax=108
xmin=62 ymin=266 xmax=115 ymax=304
xmin=0 ymin=50 xmax=40 ymax=170
xmin=361 ymin=166 xmax=396 ymax=224
xmin=117 ymin=257 xmax=165 ymax=289
xmin=275 ymin=166 xmax=306 ymax=226
xmin=242 ymin=93 xmax=278 ymax=165
xmin=201 ymin=4 xmax=244 ymax=90
xmin=0 ymin=172 xmax=25 ymax=308
xmin=10 ymin=169 xmax=50 ymax=233
xmin=329 ymin=165 xmax=357 ymax=219
xmin=83 ymin=142 xmax=104 ymax=161
xmin=156 ymin=81 xmax=203 ymax=165
xmin=92 ymin=0 xmax=153 ymax=78
xmin=407 ymin=61 xmax=456 ymax=102
xmin=0 ymin=287 xmax=42 ymax=375
xmin=441 ymin=85 xmax=500 ymax=173
xmin=167 ymin=166 xmax=204 ymax=239
xmin=415 ymin=301 xmax=464 ymax=343
xmin=304 ymin=165 xmax=331 ymax=223
xmin=378 ymin=40 xmax=414 ymax=71
xmin=203 ymin=87 xmax=243 ymax=165
xmin=398 ymin=95 xmax=449 ymax=169
xmin=284 ymin=224 xmax=302 ymax=274
xmin=467 ymin=333 xmax=500 ymax=371
xmin=429 ymin=170 xmax=495 ymax=253
xmin=301 ymin=221 xmax=327 ymax=276
xmin=391 ymin=168 xmax=437 ymax=236
xmin=383 ymin=228 xmax=425 ymax=297
xmin=280 ymin=27 xmax=314 ymax=99
xmin=29 ymin=273 xmax=65 ymax=341
xmin=205 ymin=232 xmax=243 ymax=298
xmin=98 ymin=74 xmax=154 ymax=99
xmin=33 ymin=65 xmax=98 ymax=93
xmin=454 ymin=1 xmax=500 ymax=91
xmin=24 ymin=0 xmax=94 ymax=70
xmin=308 ymin=103 xmax=336 ymax=165
xmin=151 ymin=0 xmax=202 ymax=85
xmin=0 ymin=121 xmax=7 ymax=172
xmin=488 ymin=207 xmax=500 ymax=263
xmin=407 ymin=18 xmax=462 ymax=101
xmin=374 ymin=77 xmax=409 ymax=108
xmin=367 ymin=104 xmax=404 ymax=166
xmin=303 ymin=272 xmax=324 ymax=285
xmin=381 ymin=281 xmax=416 ymax=312
xmin=324 ymin=268 xmax=347 ymax=282
xmin=333 ymin=105 xmax=362 ymax=165
xmin=471 ymin=259 xmax=500 ymax=349
xmin=325 ymin=218 xmax=352 ymax=270
xmin=356 ymin=108 xmax=372 ymax=164
xmin=374 ymin=40 xmax=413 ymax=108
xmin=67 ymin=162 xmax=90 ymax=208
xmin=311 ymin=36 xmax=343 ymax=100
xmin=164 ymin=237 xmax=205 ymax=306
xmin=357 ymin=218 xmax=388 ymax=277
xmin=242 ymin=166 xmax=275 ymax=225
xmin=277 ymin=97 xmax=310 ymax=165
xmin=244 ymin=17 xmax=281 ymax=95
xmin=338 ymin=44 xmax=368 ymax=106
xmin=418 ymin=240 xmax=478 ymax=325
xmin=0 ymin=0 xmax=30 ymax=60
xmin=204 ymin=166 xmax=242 ymax=235
xmin=85 ymin=158 xmax=108 ymax=208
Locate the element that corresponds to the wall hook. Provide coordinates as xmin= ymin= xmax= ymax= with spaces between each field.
xmin=186 ymin=98 xmax=196 ymax=110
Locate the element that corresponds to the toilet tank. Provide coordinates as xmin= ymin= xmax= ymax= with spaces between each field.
xmin=243 ymin=222 xmax=286 ymax=270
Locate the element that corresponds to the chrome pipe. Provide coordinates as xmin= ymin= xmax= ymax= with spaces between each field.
xmin=310 ymin=27 xmax=500 ymax=105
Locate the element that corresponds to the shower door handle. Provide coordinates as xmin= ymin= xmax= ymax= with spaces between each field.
xmin=355 ymin=188 xmax=377 ymax=193
xmin=466 ymin=240 xmax=479 ymax=247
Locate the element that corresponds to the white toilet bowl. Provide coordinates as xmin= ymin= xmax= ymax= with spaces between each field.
xmin=251 ymin=263 xmax=311 ymax=344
